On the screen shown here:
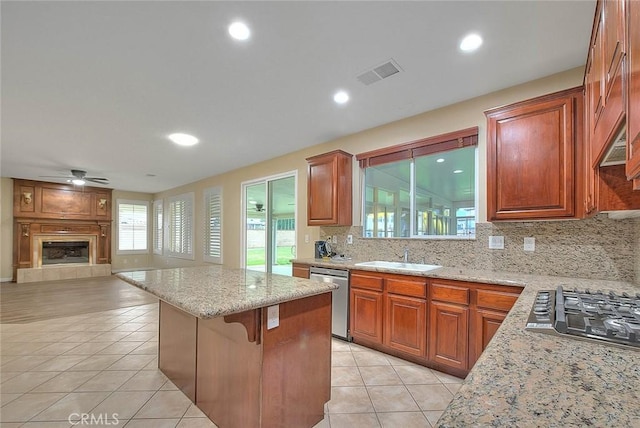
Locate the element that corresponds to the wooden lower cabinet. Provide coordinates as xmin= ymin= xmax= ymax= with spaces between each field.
xmin=344 ymin=267 xmax=523 ymax=378
xmin=292 ymin=263 xmax=310 ymax=279
xmin=349 ymin=288 xmax=383 ymax=344
xmin=470 ymin=308 xmax=507 ymax=366
xmin=384 ymin=294 xmax=426 ymax=357
xmin=428 ymin=301 xmax=469 ymax=372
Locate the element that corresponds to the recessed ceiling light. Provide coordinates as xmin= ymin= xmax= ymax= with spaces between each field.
xmin=436 ymin=158 xmax=445 ymax=163
xmin=333 ymin=90 xmax=349 ymax=105
xmin=460 ymin=33 xmax=483 ymax=52
xmin=168 ymin=133 xmax=199 ymax=146
xmin=453 ymin=169 xmax=463 ymax=174
xmin=229 ymin=21 xmax=250 ymax=41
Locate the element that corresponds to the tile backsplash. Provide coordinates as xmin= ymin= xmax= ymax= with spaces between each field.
xmin=321 ymin=214 xmax=640 ymax=284
xmin=635 ymin=219 xmax=640 ymax=284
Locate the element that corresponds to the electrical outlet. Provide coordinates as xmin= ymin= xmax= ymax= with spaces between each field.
xmin=347 ymin=234 xmax=353 ymax=244
xmin=489 ymin=235 xmax=505 ymax=250
xmin=524 ymin=237 xmax=535 ymax=252
xmin=304 ymin=234 xmax=309 ymax=243
xmin=332 ymin=235 xmax=337 ymax=244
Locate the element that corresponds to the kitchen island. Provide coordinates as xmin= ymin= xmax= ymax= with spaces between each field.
xmin=293 ymin=258 xmax=640 ymax=427
xmin=118 ymin=265 xmax=338 ymax=428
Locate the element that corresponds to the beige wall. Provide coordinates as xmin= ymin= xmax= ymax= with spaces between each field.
xmin=1 ymin=177 xmax=14 ymax=280
xmin=151 ymin=67 xmax=585 ymax=270
xmin=0 ymin=67 xmax=587 ymax=276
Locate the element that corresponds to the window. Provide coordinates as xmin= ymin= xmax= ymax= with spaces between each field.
xmin=358 ymin=128 xmax=478 ymax=239
xmin=117 ymin=200 xmax=148 ymax=253
xmin=152 ymin=200 xmax=163 ymax=255
xmin=166 ymin=193 xmax=194 ymax=259
xmin=204 ymin=187 xmax=222 ymax=264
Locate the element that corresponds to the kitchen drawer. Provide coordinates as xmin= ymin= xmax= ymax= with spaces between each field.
xmin=431 ymin=282 xmax=470 ymax=305
xmin=386 ymin=277 xmax=427 ymax=298
xmin=476 ymin=289 xmax=520 ymax=312
xmin=350 ymin=271 xmax=384 ymax=291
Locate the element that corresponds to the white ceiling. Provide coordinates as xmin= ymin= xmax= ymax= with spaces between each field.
xmin=1 ymin=1 xmax=595 ymax=194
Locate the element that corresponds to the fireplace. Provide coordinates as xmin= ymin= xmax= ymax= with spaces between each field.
xmin=42 ymin=240 xmax=90 ymax=265
xmin=13 ymin=179 xmax=112 ymax=282
xmin=33 ymin=235 xmax=97 ymax=268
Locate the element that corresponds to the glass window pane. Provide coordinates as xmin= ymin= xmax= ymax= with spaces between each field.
xmin=362 ymin=146 xmax=476 ymax=239
xmin=414 ymin=146 xmax=475 ymax=237
xmin=363 ymin=159 xmax=411 ymax=238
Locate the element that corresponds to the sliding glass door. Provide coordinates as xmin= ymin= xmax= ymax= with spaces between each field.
xmin=243 ymin=173 xmax=296 ymax=276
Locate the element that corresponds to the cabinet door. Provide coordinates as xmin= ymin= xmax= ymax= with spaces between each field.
xmin=470 ymin=309 xmax=507 ymax=368
xmin=428 ymin=301 xmax=468 ymax=371
xmin=627 ymin=0 xmax=640 ymax=180
xmin=349 ymin=288 xmax=383 ymax=344
xmin=384 ymin=294 xmax=426 ymax=357
xmin=306 ymin=150 xmax=352 ymax=226
xmin=486 ymin=88 xmax=580 ymax=220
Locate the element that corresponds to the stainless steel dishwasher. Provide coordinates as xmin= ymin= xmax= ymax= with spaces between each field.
xmin=309 ymin=267 xmax=350 ymax=341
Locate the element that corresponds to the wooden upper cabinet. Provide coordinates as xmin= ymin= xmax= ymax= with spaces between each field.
xmin=627 ymin=0 xmax=640 ymax=180
xmin=306 ymin=150 xmax=352 ymax=226
xmin=587 ymin=0 xmax=626 ymax=166
xmin=485 ymin=87 xmax=583 ymax=220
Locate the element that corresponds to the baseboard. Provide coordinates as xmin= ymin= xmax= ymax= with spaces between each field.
xmin=1 ymin=277 xmax=13 ymax=283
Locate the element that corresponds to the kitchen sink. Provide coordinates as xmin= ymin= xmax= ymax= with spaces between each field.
xmin=353 ymin=260 xmax=442 ymax=272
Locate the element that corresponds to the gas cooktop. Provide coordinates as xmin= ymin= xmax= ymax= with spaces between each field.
xmin=525 ymin=286 xmax=640 ymax=350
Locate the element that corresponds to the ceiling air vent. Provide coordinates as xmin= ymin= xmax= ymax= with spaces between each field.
xmin=600 ymin=126 xmax=627 ymax=167
xmin=356 ymin=59 xmax=403 ymax=86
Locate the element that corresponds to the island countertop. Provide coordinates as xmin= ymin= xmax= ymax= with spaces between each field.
xmin=117 ymin=265 xmax=337 ymax=319
xmin=292 ymin=258 xmax=640 ymax=427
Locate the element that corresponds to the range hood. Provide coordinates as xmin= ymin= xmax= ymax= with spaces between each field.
xmin=600 ymin=125 xmax=627 ymax=166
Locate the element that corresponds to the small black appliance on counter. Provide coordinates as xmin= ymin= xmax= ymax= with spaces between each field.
xmin=314 ymin=240 xmax=330 ymax=259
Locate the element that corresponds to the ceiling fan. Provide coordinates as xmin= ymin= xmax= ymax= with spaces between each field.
xmin=40 ymin=169 xmax=110 ymax=185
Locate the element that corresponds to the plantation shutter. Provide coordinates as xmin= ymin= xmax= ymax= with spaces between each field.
xmin=167 ymin=193 xmax=194 ymax=259
xmin=204 ymin=187 xmax=222 ymax=264
xmin=153 ymin=200 xmax=163 ymax=255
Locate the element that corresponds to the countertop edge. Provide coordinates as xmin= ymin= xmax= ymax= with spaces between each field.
xmin=117 ymin=268 xmax=338 ymax=319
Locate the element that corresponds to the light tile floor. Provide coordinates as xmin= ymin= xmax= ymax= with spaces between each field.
xmin=0 ymin=303 xmax=462 ymax=427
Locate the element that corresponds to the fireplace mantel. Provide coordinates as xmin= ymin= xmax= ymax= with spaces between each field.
xmin=12 ymin=179 xmax=112 ymax=282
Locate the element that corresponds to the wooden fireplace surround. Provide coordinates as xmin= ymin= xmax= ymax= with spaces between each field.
xmin=12 ymin=179 xmax=112 ymax=281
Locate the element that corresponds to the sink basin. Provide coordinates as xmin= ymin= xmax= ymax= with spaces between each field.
xmin=354 ymin=261 xmax=442 ymax=272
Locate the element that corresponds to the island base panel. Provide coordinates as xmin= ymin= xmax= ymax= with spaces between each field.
xmin=158 ymin=300 xmax=197 ymax=402
xmin=197 ymin=314 xmax=262 ymax=428
xmin=196 ymin=292 xmax=332 ymax=428
xmin=261 ymin=292 xmax=332 ymax=428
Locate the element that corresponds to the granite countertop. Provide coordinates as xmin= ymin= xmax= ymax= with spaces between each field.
xmin=293 ymin=258 xmax=640 ymax=427
xmin=117 ymin=265 xmax=337 ymax=319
